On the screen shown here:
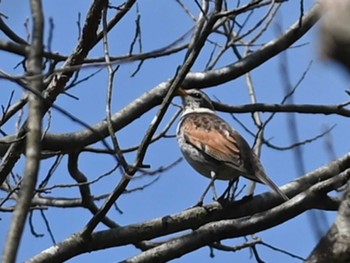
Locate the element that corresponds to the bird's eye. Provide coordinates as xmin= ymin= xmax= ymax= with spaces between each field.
xmin=191 ymin=92 xmax=202 ymax=99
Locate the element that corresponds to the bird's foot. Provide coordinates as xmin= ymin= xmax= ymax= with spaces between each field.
xmin=190 ymin=199 xmax=204 ymax=208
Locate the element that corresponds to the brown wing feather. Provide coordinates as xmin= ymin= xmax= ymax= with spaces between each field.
xmin=181 ymin=113 xmax=245 ymax=171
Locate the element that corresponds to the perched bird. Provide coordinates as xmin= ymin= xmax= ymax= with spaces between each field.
xmin=176 ymin=88 xmax=288 ymax=203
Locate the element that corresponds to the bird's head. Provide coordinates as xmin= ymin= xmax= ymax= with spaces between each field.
xmin=177 ymin=88 xmax=215 ymax=112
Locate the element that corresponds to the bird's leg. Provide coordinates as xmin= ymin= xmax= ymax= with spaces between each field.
xmin=246 ymin=181 xmax=256 ymax=198
xmin=218 ymin=179 xmax=235 ymax=201
xmin=210 ymin=171 xmax=218 ymax=200
xmin=196 ymin=171 xmax=217 ymax=206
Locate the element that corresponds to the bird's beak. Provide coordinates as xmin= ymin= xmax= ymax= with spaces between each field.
xmin=176 ymin=87 xmax=188 ymax=97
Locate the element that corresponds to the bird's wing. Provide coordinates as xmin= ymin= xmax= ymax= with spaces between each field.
xmin=180 ymin=113 xmax=246 ymax=173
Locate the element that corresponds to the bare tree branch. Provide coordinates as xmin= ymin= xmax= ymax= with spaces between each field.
xmin=27 ymin=160 xmax=350 ymax=262
xmin=2 ymin=1 xmax=44 ymax=262
xmin=306 ymin=178 xmax=350 ymax=263
xmin=1 ymin=1 xmax=348 ymax=262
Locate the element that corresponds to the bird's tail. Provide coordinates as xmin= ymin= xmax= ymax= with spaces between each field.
xmin=255 ymin=170 xmax=289 ymax=201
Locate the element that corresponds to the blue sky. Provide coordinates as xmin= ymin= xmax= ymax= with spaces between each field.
xmin=1 ymin=1 xmax=350 ymax=262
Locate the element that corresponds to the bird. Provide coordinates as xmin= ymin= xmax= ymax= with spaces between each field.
xmin=176 ymin=88 xmax=289 ymax=203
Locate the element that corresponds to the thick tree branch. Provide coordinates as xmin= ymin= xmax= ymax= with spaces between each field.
xmin=306 ymin=174 xmax=350 ymax=263
xmin=123 ymin=170 xmax=350 ymax=263
xmin=28 ymin=152 xmax=350 ymax=262
xmin=2 ymin=1 xmax=44 ymax=262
